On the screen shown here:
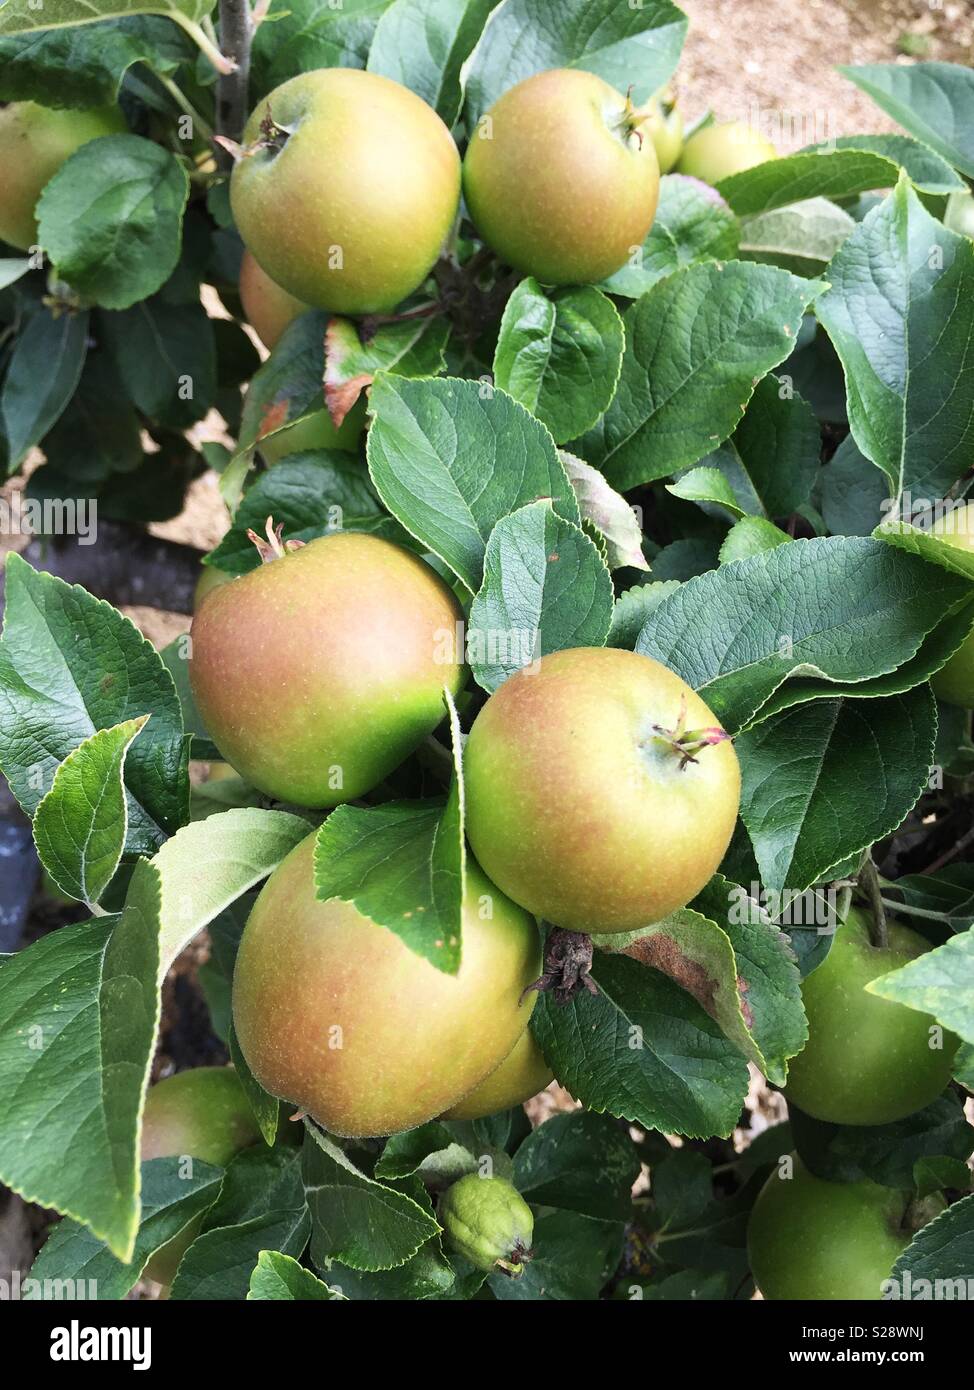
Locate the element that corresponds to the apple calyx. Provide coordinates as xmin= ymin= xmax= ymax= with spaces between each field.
xmin=496 ymin=1240 xmax=535 ymax=1279
xmin=246 ymin=515 xmax=306 ymax=564
xmin=616 ymin=86 xmax=649 ymax=150
xmin=649 ymin=694 xmax=731 ymax=769
xmin=521 ymin=926 xmax=599 ymax=1006
xmin=257 ymin=109 xmax=292 ymax=155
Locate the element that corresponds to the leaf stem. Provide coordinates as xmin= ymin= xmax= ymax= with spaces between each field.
xmin=157 ymin=75 xmax=216 ymax=143
xmin=170 ymin=13 xmax=238 ymax=76
xmin=858 ymin=855 xmax=888 ymax=948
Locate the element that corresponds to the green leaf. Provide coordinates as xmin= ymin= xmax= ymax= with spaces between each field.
xmin=737 ymin=688 xmax=937 ymax=894
xmin=531 ymin=953 xmax=750 ymax=1139
xmin=634 ymin=536 xmax=974 ymax=733
xmin=608 ymin=581 xmax=680 ymax=650
xmin=867 ymin=930 xmax=974 ymax=1045
xmin=873 ymin=515 xmax=974 ymax=582
xmin=324 ymin=311 xmax=450 ymax=425
xmin=492 ymin=279 xmax=624 ymax=444
xmin=367 ymin=0 xmax=493 ymax=125
xmin=28 ymin=1157 xmax=223 ymax=1300
xmin=599 ymin=174 xmax=740 ymax=298
xmin=33 ymin=716 xmax=148 ymax=906
xmin=0 ymin=554 xmax=188 ymax=850
xmin=41 ymin=350 xmax=143 ymax=481
xmin=667 ymin=466 xmax=746 ymax=519
xmin=367 ymin=375 xmax=579 ymax=593
xmin=799 ymin=134 xmax=966 ymax=195
xmin=488 ymin=1208 xmax=624 ymax=1301
xmin=840 ymin=62 xmax=974 ymax=178
xmin=0 ymin=257 xmax=31 ymax=290
xmin=464 ymin=0 xmax=688 ymax=127
xmin=303 ymin=1125 xmax=440 ymax=1273
xmin=467 ymin=500 xmax=613 ymax=692
xmin=732 ymin=372 xmax=820 ymax=518
xmin=577 ymin=262 xmax=820 ymax=491
xmin=0 ymin=1 xmax=217 ymax=38
xmin=717 ymin=148 xmax=902 ymax=215
xmin=820 ymin=433 xmax=891 ymax=537
xmin=207 ymin=454 xmax=381 ymax=575
xmin=816 ymin=176 xmax=974 ymax=500
xmin=561 ymin=452 xmax=648 ymax=571
xmin=512 ymin=1112 xmax=640 ymax=1221
xmin=374 ymin=1123 xmax=476 ymax=1183
xmin=1 ymin=306 xmax=88 ymax=466
xmin=100 ymin=298 xmax=216 ymax=427
xmin=0 ymin=859 xmax=161 ymax=1260
xmin=890 ymin=1192 xmax=974 ymax=1291
xmin=739 ymin=198 xmax=856 ymax=276
xmin=248 ymin=1250 xmax=346 ymax=1300
xmin=251 ymin=0 xmax=384 ymax=99
xmin=37 ymin=135 xmax=189 ymax=310
xmin=719 ymin=516 xmax=790 ymax=564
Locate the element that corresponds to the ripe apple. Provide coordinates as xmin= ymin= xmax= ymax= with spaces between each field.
xmin=928 ymin=501 xmax=974 ymax=707
xmin=463 ymin=648 xmax=740 ymax=934
xmin=0 ymin=101 xmax=126 ymax=250
xmin=642 ymin=92 xmax=684 ymax=174
xmin=238 ymin=250 xmax=307 ymax=350
xmin=231 ymin=833 xmax=542 ymax=1136
xmin=785 ymin=908 xmax=958 ymax=1125
xmin=441 ymin=1027 xmax=553 ymax=1120
xmin=462 ymin=69 xmax=660 ymax=285
xmin=189 ymin=531 xmax=465 ymax=807
xmin=141 ymin=1066 xmax=260 ymax=1286
xmin=258 ymin=398 xmax=367 ymax=462
xmin=748 ymin=1154 xmax=920 ymax=1300
xmin=439 ymin=1173 xmax=534 ymax=1276
xmin=676 ymin=120 xmax=776 ymax=184
xmin=230 ymin=69 xmax=460 ymax=313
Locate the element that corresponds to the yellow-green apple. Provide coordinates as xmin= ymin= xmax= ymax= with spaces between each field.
xmin=258 ymin=397 xmax=367 ymax=462
xmin=676 ymin=119 xmax=776 ymax=184
xmin=188 ymin=531 xmax=465 ymax=807
xmin=230 ymin=69 xmax=460 ymax=313
xmin=463 ymin=647 xmax=740 ymax=934
xmin=231 ymin=833 xmax=541 ymax=1136
xmin=238 ymin=249 xmax=308 ymax=350
xmin=462 ymin=69 xmax=660 ymax=284
xmin=929 ymin=501 xmax=974 ymax=707
xmin=441 ymin=1027 xmax=553 ymax=1120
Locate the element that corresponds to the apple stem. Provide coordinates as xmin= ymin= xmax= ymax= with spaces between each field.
xmin=246 ymin=516 xmax=306 ymax=564
xmin=857 ymin=856 xmax=889 ymax=948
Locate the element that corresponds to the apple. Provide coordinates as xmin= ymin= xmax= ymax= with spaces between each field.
xmin=188 ymin=531 xmax=466 ymax=808
xmin=462 ymin=69 xmax=660 ymax=285
xmin=0 ymin=101 xmax=127 ymax=250
xmin=642 ymin=91 xmax=684 ymax=174
xmin=194 ymin=563 xmax=235 ymax=610
xmin=441 ymin=1027 xmax=553 ymax=1120
xmin=945 ymin=190 xmax=974 ymax=241
xmin=439 ymin=1173 xmax=534 ymax=1276
xmin=231 ymin=833 xmax=541 ymax=1137
xmin=748 ymin=1154 xmax=920 ymax=1300
xmin=463 ymin=647 xmax=740 ymax=934
xmin=676 ymin=120 xmax=776 ymax=184
xmin=141 ymin=1066 xmax=260 ymax=1286
xmin=258 ymin=398 xmax=367 ymax=462
xmin=230 ymin=69 xmax=460 ymax=313
xmin=785 ymin=908 xmax=959 ymax=1126
xmin=238 ymin=250 xmax=308 ymax=350
xmin=928 ymin=501 xmax=974 ymax=707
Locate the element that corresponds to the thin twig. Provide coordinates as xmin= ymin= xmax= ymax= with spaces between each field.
xmin=920 ymin=823 xmax=974 ymax=876
xmin=858 ymin=855 xmax=888 ymax=948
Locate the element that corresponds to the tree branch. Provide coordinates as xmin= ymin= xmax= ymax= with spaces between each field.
xmin=215 ymin=0 xmax=253 ymax=169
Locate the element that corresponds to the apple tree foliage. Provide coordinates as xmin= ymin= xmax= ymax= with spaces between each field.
xmin=0 ymin=0 xmax=973 ymax=1302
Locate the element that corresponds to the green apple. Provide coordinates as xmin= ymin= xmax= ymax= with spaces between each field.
xmin=441 ymin=1027 xmax=553 ymax=1120
xmin=141 ymin=1067 xmax=260 ymax=1286
xmin=439 ymin=1173 xmax=534 ymax=1276
xmin=748 ymin=1154 xmax=919 ymax=1300
xmin=238 ymin=249 xmax=308 ymax=350
xmin=945 ymin=189 xmax=974 ymax=241
xmin=230 ymin=69 xmax=460 ymax=313
xmin=194 ymin=563 xmax=235 ymax=610
xmin=231 ymin=832 xmax=541 ymax=1137
xmin=929 ymin=501 xmax=974 ymax=707
xmin=676 ymin=119 xmax=776 ymax=184
xmin=642 ymin=92 xmax=684 ymax=174
xmin=785 ymin=908 xmax=958 ymax=1125
xmin=259 ymin=398 xmax=367 ymax=462
xmin=0 ymin=101 xmax=127 ymax=250
xmin=462 ymin=68 xmax=660 ymax=285
xmin=189 ymin=531 xmax=466 ymax=808
xmin=463 ymin=647 xmax=740 ymax=934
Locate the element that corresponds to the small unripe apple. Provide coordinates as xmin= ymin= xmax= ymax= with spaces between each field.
xmin=259 ymin=398 xmax=367 ymax=462
xmin=676 ymin=120 xmax=776 ymax=184
xmin=462 ymin=69 xmax=660 ymax=285
xmin=748 ymin=1154 xmax=921 ymax=1300
xmin=230 ymin=69 xmax=460 ymax=313
xmin=785 ymin=908 xmax=958 ymax=1125
xmin=238 ymin=250 xmax=308 ymax=351
xmin=439 ymin=1173 xmax=535 ymax=1276
xmin=642 ymin=92 xmax=684 ymax=174
xmin=928 ymin=501 xmax=974 ymax=707
xmin=463 ymin=648 xmax=740 ymax=934
xmin=188 ymin=531 xmax=466 ymax=808
xmin=945 ymin=190 xmax=974 ymax=241
xmin=0 ymin=101 xmax=126 ymax=250
xmin=441 ymin=1027 xmax=553 ymax=1120
xmin=141 ymin=1067 xmax=260 ymax=1286
xmin=232 ymin=833 xmax=542 ymax=1136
